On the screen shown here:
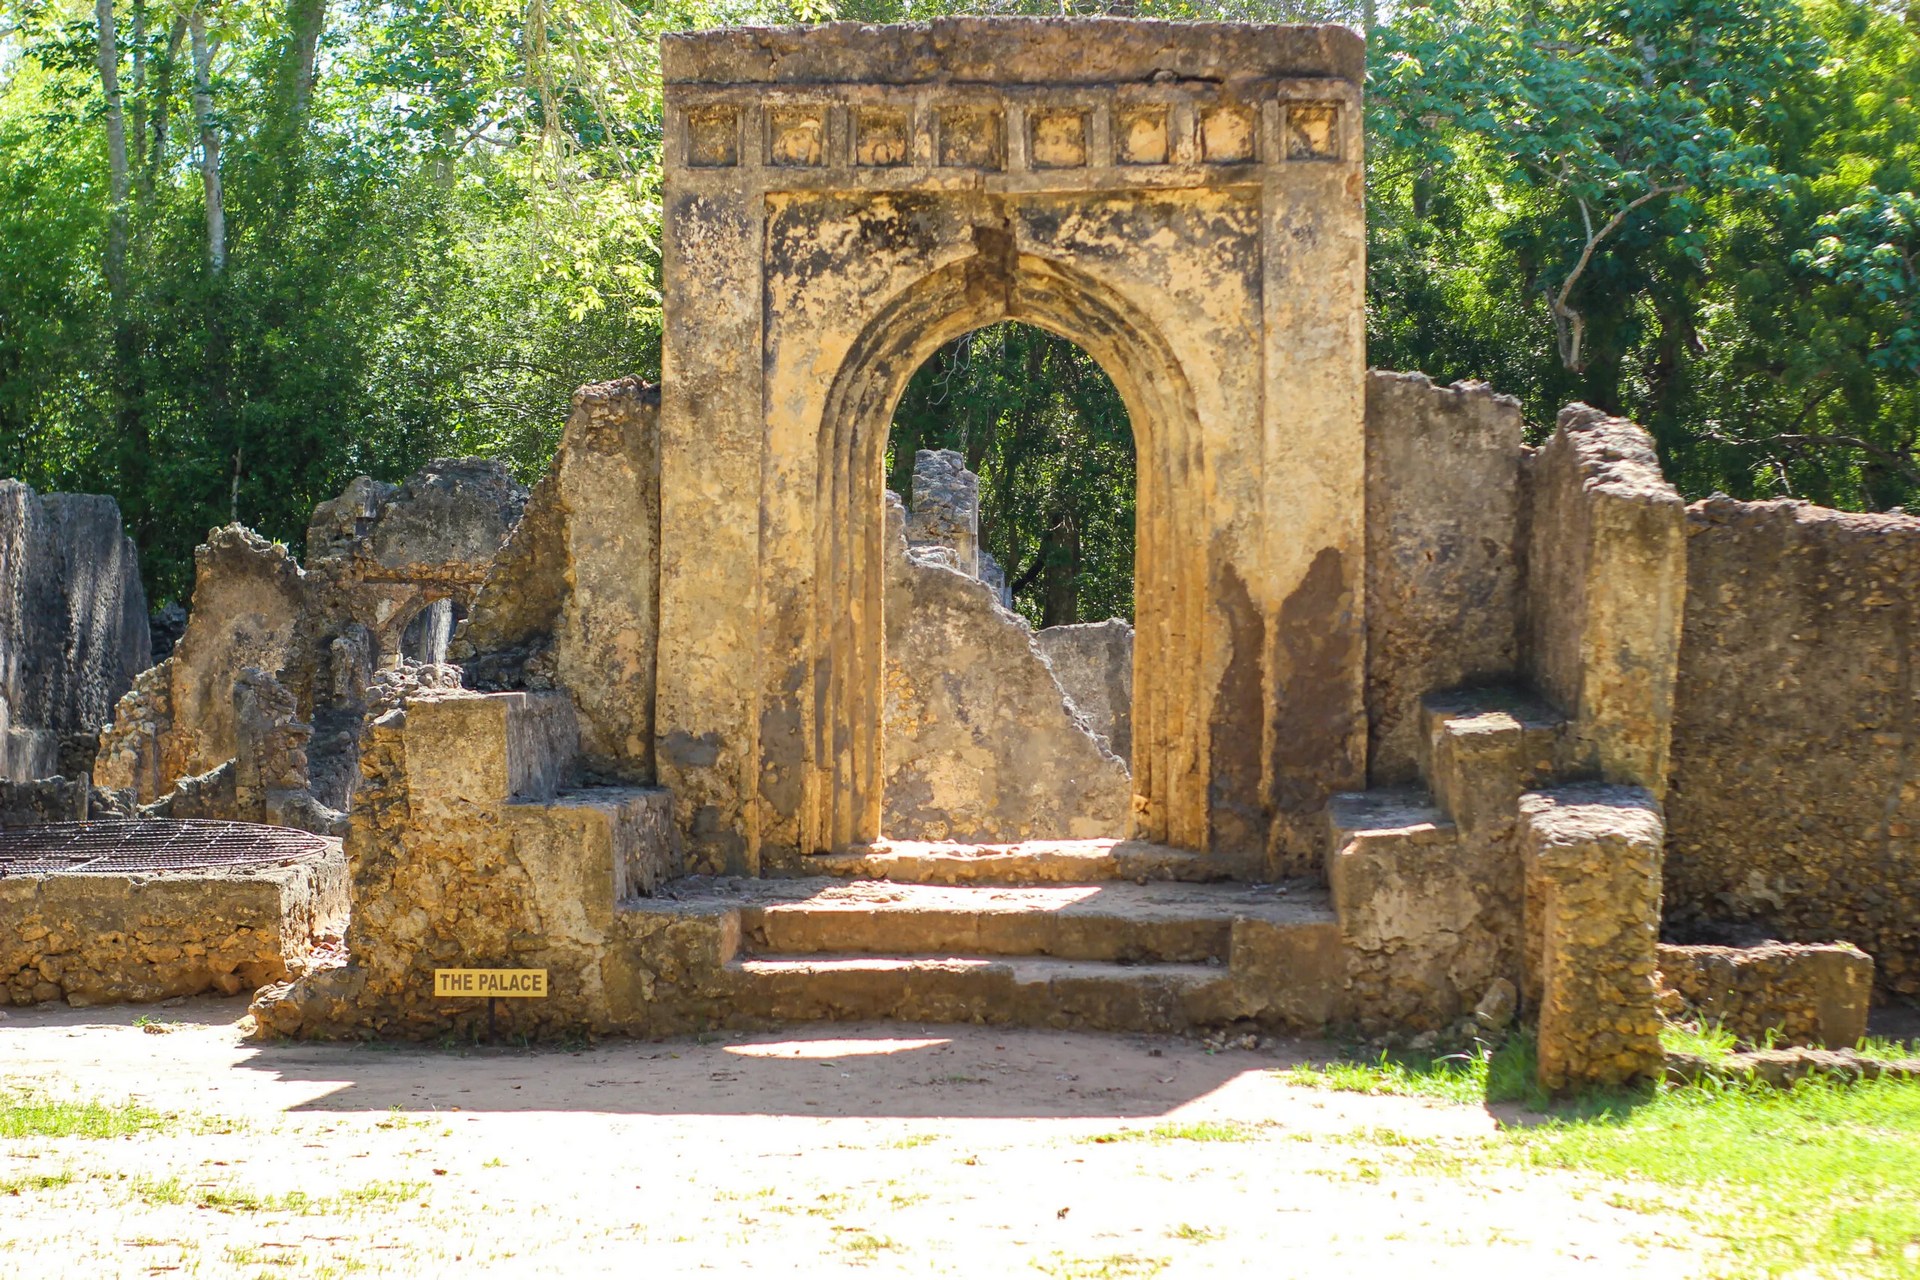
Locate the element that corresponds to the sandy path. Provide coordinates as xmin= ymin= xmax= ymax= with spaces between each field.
xmin=0 ymin=998 xmax=1706 ymax=1278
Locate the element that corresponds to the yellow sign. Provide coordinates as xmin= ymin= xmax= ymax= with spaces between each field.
xmin=433 ymin=968 xmax=549 ymax=998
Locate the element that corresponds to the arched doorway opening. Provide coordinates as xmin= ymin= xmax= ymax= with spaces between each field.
xmin=881 ymin=321 xmax=1139 ymax=843
xmin=805 ymin=250 xmax=1210 ymax=857
xmin=889 ymin=322 xmax=1136 ymax=630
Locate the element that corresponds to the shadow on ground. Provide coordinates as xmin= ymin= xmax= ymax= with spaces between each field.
xmin=3 ymin=995 xmax=1333 ymax=1121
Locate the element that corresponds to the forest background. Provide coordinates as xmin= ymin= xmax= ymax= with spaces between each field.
xmin=0 ymin=0 xmax=1915 ymax=623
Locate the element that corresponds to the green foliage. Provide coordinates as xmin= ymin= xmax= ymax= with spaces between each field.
xmin=889 ymin=324 xmax=1134 ymax=627
xmin=0 ymin=0 xmax=1916 ymax=611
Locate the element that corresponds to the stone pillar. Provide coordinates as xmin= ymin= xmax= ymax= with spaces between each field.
xmin=906 ymin=449 xmax=981 ymax=579
xmin=1520 ymin=784 xmax=1665 ymax=1094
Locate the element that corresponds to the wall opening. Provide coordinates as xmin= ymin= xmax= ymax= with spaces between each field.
xmin=879 ymin=321 xmax=1139 ymax=843
xmin=888 ymin=321 xmax=1137 ymax=629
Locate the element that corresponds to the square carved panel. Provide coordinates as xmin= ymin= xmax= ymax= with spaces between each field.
xmin=937 ymin=106 xmax=1004 ymax=170
xmin=1115 ymin=107 xmax=1169 ymax=165
xmin=770 ymin=108 xmax=826 ymax=167
xmin=1287 ymin=104 xmax=1340 ymax=160
xmin=1028 ymin=109 xmax=1088 ymax=169
xmin=1200 ymin=105 xmax=1255 ymax=164
xmin=686 ymin=107 xmax=739 ymax=168
xmin=855 ymin=108 xmax=910 ymax=167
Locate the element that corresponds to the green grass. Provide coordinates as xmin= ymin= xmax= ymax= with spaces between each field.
xmin=1286 ymin=1034 xmax=1920 ymax=1278
xmin=1083 ymin=1120 xmax=1270 ymax=1145
xmin=0 ymin=1091 xmax=176 ymax=1139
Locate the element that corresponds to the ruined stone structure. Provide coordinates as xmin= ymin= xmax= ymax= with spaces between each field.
xmin=0 ymin=481 xmax=150 ymax=784
xmin=0 ymin=19 xmax=1894 ymax=1092
xmin=93 ymin=460 xmax=526 ymax=829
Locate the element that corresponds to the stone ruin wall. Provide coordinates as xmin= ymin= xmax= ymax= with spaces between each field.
xmin=453 ymin=382 xmax=1132 ymax=853
xmin=0 ymin=480 xmax=150 ymax=785
xmin=93 ymin=459 xmax=528 ymax=832
xmin=1664 ymin=498 xmax=1920 ymax=997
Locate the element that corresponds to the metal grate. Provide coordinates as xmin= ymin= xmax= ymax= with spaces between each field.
xmin=0 ymin=820 xmax=330 ymax=877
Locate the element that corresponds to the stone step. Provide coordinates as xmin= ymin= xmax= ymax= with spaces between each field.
xmin=1325 ymin=789 xmax=1467 ymax=955
xmin=655 ymin=875 xmax=1333 ymax=965
xmin=724 ymin=953 xmax=1241 ymax=1033
xmin=795 ymin=838 xmax=1227 ymax=885
xmin=1326 ymin=789 xmax=1456 ymax=854
xmin=1417 ymin=687 xmax=1567 ymax=834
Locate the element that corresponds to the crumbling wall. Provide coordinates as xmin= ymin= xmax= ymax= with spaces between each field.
xmin=1363 ymin=372 xmax=1524 ymax=784
xmin=1666 ymin=498 xmax=1920 ymax=996
xmin=249 ymin=686 xmax=682 ymax=1039
xmin=453 ymin=378 xmax=661 ymax=783
xmin=95 ymin=460 xmax=526 ymax=825
xmin=1657 ymin=941 xmax=1873 ymax=1049
xmin=1034 ymin=620 xmax=1134 ymax=763
xmin=0 ymin=480 xmax=151 ymax=781
xmin=882 ymin=497 xmax=1130 ymax=842
xmin=1522 ymin=405 xmax=1686 ymax=795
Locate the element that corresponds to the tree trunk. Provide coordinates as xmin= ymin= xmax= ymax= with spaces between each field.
xmin=147 ymin=17 xmax=186 ymax=190
xmin=95 ymin=0 xmax=130 ymax=298
xmin=130 ymin=0 xmax=146 ymax=190
xmin=190 ymin=6 xmax=224 ymax=274
xmin=1038 ymin=511 xmax=1081 ymax=629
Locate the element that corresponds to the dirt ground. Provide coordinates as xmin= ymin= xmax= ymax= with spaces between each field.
xmin=0 ymin=998 xmax=1710 ymax=1278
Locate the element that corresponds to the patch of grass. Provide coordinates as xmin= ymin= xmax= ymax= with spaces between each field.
xmin=1660 ymin=1020 xmax=1739 ymax=1063
xmin=1033 ymin=1253 xmax=1169 ymax=1279
xmin=1167 ymin=1223 xmax=1223 ymax=1243
xmin=1286 ymin=1034 xmax=1920 ymax=1279
xmin=128 ymin=1175 xmax=188 ymax=1205
xmin=886 ymin=1132 xmax=940 ymax=1149
xmin=1 ymin=1169 xmax=75 ymax=1194
xmin=1283 ymin=1038 xmax=1539 ymax=1106
xmin=0 ymin=1091 xmax=173 ymax=1139
xmin=1083 ymin=1120 xmax=1269 ymax=1145
xmin=838 ymin=1232 xmax=898 ymax=1259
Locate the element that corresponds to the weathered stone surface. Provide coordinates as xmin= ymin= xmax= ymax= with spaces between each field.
xmin=1364 ymin=373 xmax=1524 ymax=784
xmin=881 ymin=498 xmax=1129 ymax=844
xmin=453 ymin=378 xmax=662 ymax=784
xmin=655 ymin=18 xmax=1368 ymax=872
xmin=121 ymin=526 xmax=306 ymax=798
xmin=1 ymin=851 xmax=346 ymax=1006
xmin=96 ymin=460 xmax=526 ymax=819
xmin=0 ymin=777 xmax=90 ymax=825
xmin=1520 ymin=784 xmax=1665 ymax=1093
xmin=905 ymin=449 xmax=982 ymax=578
xmin=0 ymin=480 xmax=150 ymax=781
xmin=1035 ymin=619 xmax=1134 ymax=763
xmin=1657 ymin=941 xmax=1872 ymax=1049
xmin=1666 ymin=497 xmax=1920 ymax=997
xmin=1522 ymin=407 xmax=1686 ymax=795
xmin=249 ymin=687 xmax=684 ymax=1039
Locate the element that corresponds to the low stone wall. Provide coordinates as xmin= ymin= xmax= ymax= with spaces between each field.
xmin=1666 ymin=498 xmax=1920 ymax=997
xmin=1 ymin=851 xmax=347 ymax=1006
xmin=1658 ymin=941 xmax=1873 ymax=1049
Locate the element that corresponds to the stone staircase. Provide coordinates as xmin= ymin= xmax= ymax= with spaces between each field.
xmin=610 ymin=687 xmax=1588 ymax=1037
xmin=623 ymin=844 xmax=1347 ymax=1035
